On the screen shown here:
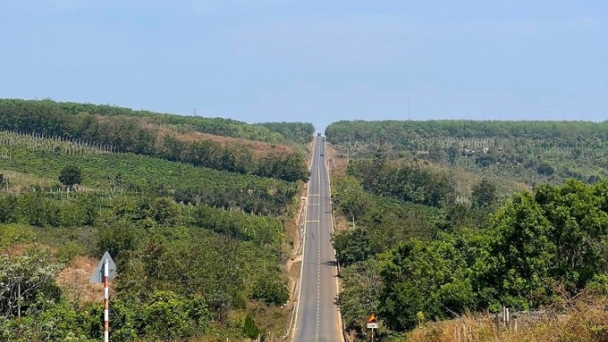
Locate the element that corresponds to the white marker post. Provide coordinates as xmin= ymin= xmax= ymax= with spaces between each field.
xmin=90 ymin=252 xmax=116 ymax=342
xmin=367 ymin=314 xmax=378 ymax=342
xmin=103 ymin=259 xmax=109 ymax=342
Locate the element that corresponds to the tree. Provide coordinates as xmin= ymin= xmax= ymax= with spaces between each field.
xmin=472 ymin=178 xmax=497 ymax=209
xmin=149 ymin=197 xmax=179 ymax=226
xmin=58 ymin=165 xmax=82 ymax=192
xmin=332 ymin=228 xmax=371 ymax=267
xmin=475 ymin=192 xmax=555 ymax=310
xmin=537 ymin=163 xmax=555 ymax=176
xmin=379 ymin=237 xmax=474 ymax=331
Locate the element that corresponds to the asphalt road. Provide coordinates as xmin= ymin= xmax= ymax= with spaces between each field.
xmin=292 ymin=136 xmax=343 ymax=342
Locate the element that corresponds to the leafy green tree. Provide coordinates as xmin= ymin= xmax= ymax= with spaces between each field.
xmin=337 ymin=259 xmax=383 ymax=337
xmin=149 ymin=197 xmax=179 ymax=226
xmin=332 ymin=228 xmax=371 ymax=267
xmin=379 ymin=237 xmax=475 ymax=331
xmin=250 ymin=273 xmax=289 ymax=305
xmin=536 ymin=180 xmax=608 ymax=291
xmin=475 ymin=192 xmax=554 ymax=310
xmin=59 ymin=164 xmax=82 ymax=191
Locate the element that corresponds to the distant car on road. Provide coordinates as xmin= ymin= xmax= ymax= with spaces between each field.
xmin=317 ymin=133 xmax=321 ymax=137
xmin=320 ymin=153 xmax=324 ymax=156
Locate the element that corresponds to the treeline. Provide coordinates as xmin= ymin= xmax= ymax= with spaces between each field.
xmin=26 ymin=99 xmax=292 ymax=143
xmin=335 ymin=179 xmax=608 ymax=339
xmin=0 ymin=146 xmax=298 ymax=215
xmin=256 ymin=122 xmax=315 ymax=144
xmin=326 ymin=120 xmax=608 ymax=186
xmin=0 ymin=99 xmax=309 ymax=182
xmin=326 ymin=119 xmax=608 ymax=144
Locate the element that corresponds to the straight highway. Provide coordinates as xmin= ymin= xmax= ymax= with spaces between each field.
xmin=292 ymin=136 xmax=343 ymax=342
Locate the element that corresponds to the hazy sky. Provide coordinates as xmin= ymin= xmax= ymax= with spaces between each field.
xmin=1 ymin=0 xmax=607 ymax=130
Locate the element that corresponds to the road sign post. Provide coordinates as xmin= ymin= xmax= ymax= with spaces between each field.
xmin=367 ymin=314 xmax=378 ymax=342
xmin=90 ymin=252 xmax=116 ymax=342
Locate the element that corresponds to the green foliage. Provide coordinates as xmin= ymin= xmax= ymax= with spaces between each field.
xmin=0 ymin=145 xmax=297 ymax=215
xmin=326 ymin=120 xmax=608 ymax=186
xmin=149 ymin=197 xmax=179 ymax=225
xmin=471 ymin=178 xmax=497 ymax=209
xmin=0 ymin=249 xmax=63 ymax=318
xmin=59 ymin=164 xmax=82 ymax=190
xmin=332 ymin=228 xmax=371 ymax=267
xmin=0 ymin=100 xmax=311 ymax=181
xmin=475 ymin=192 xmax=555 ymax=310
xmin=347 ymin=157 xmax=455 ymax=208
xmin=337 ymin=259 xmax=383 ymax=336
xmin=250 ymin=274 xmax=289 ymax=305
xmin=255 ymin=122 xmax=315 ymax=144
xmin=336 ymin=171 xmax=608 ymax=335
xmin=379 ymin=237 xmax=475 ymax=331
xmin=137 ymin=291 xmax=210 ymax=340
xmin=243 ymin=313 xmax=261 ymax=340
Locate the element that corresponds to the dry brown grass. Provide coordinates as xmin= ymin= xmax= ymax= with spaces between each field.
xmin=326 ymin=143 xmax=349 ymax=177
xmin=405 ymin=294 xmax=608 ymax=342
xmin=56 ymin=256 xmax=105 ymax=303
xmin=149 ymin=122 xmax=294 ymax=157
xmin=94 ymin=114 xmax=294 ymax=157
xmin=0 ymin=169 xmax=56 ymax=193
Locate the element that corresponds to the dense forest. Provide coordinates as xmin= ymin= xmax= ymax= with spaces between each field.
xmin=328 ymin=120 xmax=608 ymax=341
xmin=0 ymin=99 xmax=310 ymax=182
xmin=0 ymin=106 xmax=312 ymax=341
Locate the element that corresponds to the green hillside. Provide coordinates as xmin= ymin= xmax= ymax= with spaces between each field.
xmin=326 ymin=120 xmax=608 ymax=186
xmin=327 ymin=120 xmax=608 ymax=341
xmin=0 ymin=98 xmax=313 ymax=144
xmin=0 ymin=99 xmax=311 ymax=182
xmin=0 ymin=114 xmax=307 ymax=341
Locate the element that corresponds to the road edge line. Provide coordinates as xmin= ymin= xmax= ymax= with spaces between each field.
xmin=288 ymin=136 xmax=316 ymax=341
xmin=325 ymin=139 xmax=347 ymax=342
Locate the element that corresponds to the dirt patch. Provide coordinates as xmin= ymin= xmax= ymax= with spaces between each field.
xmin=325 ymin=143 xmax=349 ymax=177
xmin=334 ymin=215 xmax=351 ymax=231
xmin=95 ymin=114 xmax=295 ymax=157
xmin=149 ymin=122 xmax=294 ymax=157
xmin=56 ymin=256 xmax=105 ymax=303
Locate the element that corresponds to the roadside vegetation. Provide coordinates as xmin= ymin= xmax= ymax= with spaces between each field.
xmin=0 ymin=103 xmax=312 ymax=341
xmin=326 ymin=120 xmax=608 ymax=342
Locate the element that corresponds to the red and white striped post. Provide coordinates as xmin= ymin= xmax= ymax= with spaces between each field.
xmin=103 ymin=258 xmax=110 ymax=342
xmin=90 ymin=252 xmax=115 ymax=342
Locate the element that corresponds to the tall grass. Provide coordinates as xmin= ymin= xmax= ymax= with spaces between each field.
xmin=404 ymin=293 xmax=608 ymax=342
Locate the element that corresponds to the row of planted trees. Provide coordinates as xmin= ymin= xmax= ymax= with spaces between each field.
xmin=0 ymin=99 xmax=310 ymax=182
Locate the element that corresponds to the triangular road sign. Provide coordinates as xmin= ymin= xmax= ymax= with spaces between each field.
xmin=89 ymin=251 xmax=117 ymax=283
xmin=367 ymin=314 xmax=379 ymax=329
